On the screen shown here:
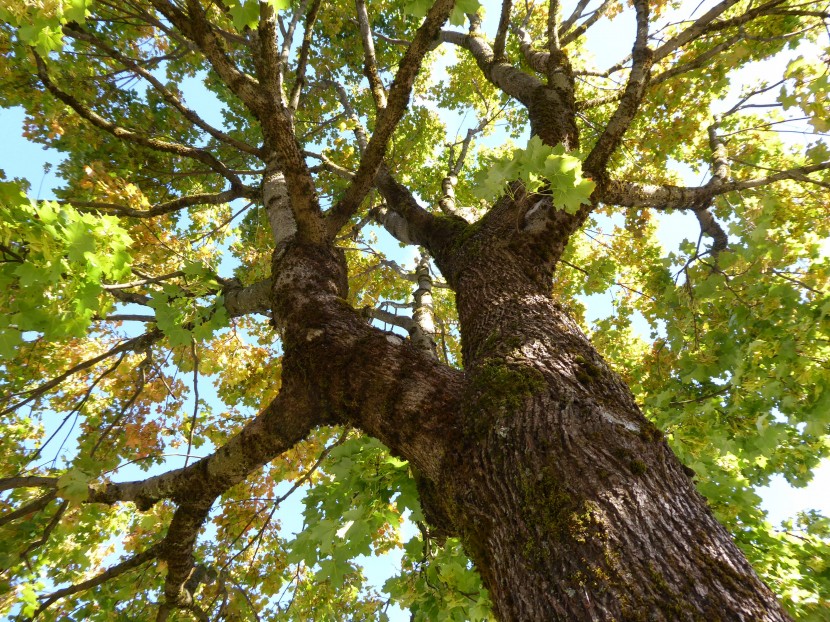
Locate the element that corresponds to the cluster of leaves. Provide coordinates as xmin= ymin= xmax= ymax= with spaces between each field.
xmin=0 ymin=178 xmax=132 ymax=354
xmin=0 ymin=0 xmax=88 ymax=54
xmin=474 ymin=136 xmax=596 ymax=213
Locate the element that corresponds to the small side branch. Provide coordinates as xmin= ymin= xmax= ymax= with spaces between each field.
xmin=33 ymin=53 xmax=244 ymax=186
xmin=32 ymin=544 xmax=161 ymax=619
xmin=1 ymin=330 xmax=162 ymax=418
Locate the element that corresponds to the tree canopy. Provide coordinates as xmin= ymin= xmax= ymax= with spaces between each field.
xmin=0 ymin=0 xmax=829 ymax=620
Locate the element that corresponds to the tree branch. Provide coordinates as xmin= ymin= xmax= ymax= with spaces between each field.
xmin=33 ymin=53 xmax=245 ymax=186
xmin=90 ymin=384 xmax=320 ymax=510
xmin=0 ymin=330 xmax=162 ymax=418
xmin=600 ymin=160 xmax=830 ymax=209
xmin=325 ymin=0 xmax=458 ymax=238
xmin=63 ymin=23 xmax=261 ymax=157
xmin=493 ymin=0 xmax=514 ymax=60
xmin=151 ymin=0 xmax=267 ymax=113
xmin=288 ymin=0 xmax=322 ymax=111
xmin=0 ymin=491 xmax=56 ymax=528
xmin=560 ymin=0 xmax=615 ymax=46
xmin=439 ymin=29 xmax=542 ymax=105
xmin=0 ymin=476 xmax=58 ymax=492
xmin=65 ymin=187 xmax=257 ymax=219
xmin=583 ymin=0 xmax=652 ymax=176
xmin=32 ymin=544 xmax=161 ymax=619
xmin=355 ymin=0 xmax=388 ymax=110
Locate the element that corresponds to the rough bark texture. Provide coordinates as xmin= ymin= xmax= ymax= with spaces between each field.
xmin=266 ymin=204 xmax=791 ymax=621
xmin=423 ymin=214 xmax=788 ymax=620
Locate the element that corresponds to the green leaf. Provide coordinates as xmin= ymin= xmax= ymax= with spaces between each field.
xmin=65 ymin=0 xmax=89 ymax=22
xmin=404 ymin=0 xmax=432 ymax=18
xmin=227 ymin=0 xmax=260 ymax=30
xmin=57 ymin=469 xmax=91 ymax=505
xmin=449 ymin=0 xmax=480 ymax=26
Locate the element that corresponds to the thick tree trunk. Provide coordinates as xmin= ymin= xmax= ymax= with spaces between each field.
xmin=423 ymin=218 xmax=790 ymax=621
xmin=272 ymin=214 xmax=791 ymax=620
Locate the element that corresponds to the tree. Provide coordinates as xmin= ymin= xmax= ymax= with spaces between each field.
xmin=0 ymin=0 xmax=828 ymax=619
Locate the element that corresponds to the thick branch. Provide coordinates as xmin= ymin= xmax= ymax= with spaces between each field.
xmin=91 ymin=386 xmax=319 ymax=510
xmin=255 ymin=2 xmax=326 ymax=244
xmin=583 ymin=0 xmax=652 ymax=176
xmin=439 ymin=29 xmax=542 ymax=105
xmin=600 ymin=160 xmax=830 ymax=209
xmin=374 ymin=167 xmax=443 ymax=248
xmin=325 ymin=0 xmax=457 ymax=238
xmin=652 ymin=0 xmax=787 ymax=62
xmin=151 ymin=0 xmax=267 ymax=113
xmin=364 ymin=306 xmax=415 ymax=330
xmin=560 ymin=0 xmax=592 ymax=35
xmin=515 ymin=25 xmax=550 ymax=74
xmin=355 ymin=0 xmax=388 ymax=110
xmin=0 ymin=476 xmax=57 ymax=492
xmin=493 ymin=0 xmax=514 ymax=60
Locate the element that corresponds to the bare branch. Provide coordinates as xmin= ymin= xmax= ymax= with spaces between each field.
xmin=278 ymin=0 xmax=312 ymax=106
xmin=493 ymin=0 xmax=514 ymax=60
xmin=548 ymin=0 xmax=562 ymax=53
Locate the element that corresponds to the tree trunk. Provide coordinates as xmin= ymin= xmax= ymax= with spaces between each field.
xmin=272 ymin=210 xmax=791 ymax=620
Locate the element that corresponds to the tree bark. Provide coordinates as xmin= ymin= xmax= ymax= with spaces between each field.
xmin=270 ymin=199 xmax=791 ymax=620
xmin=430 ymin=231 xmax=788 ymax=620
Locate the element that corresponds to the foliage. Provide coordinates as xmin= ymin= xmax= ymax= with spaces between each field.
xmin=0 ymin=0 xmax=828 ymax=620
